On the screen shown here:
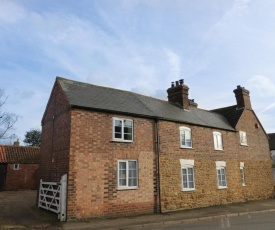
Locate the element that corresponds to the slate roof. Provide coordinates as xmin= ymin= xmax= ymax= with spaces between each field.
xmin=268 ymin=133 xmax=275 ymax=150
xmin=57 ymin=77 xmax=235 ymax=131
xmin=211 ymin=105 xmax=244 ymax=128
xmin=0 ymin=145 xmax=40 ymax=164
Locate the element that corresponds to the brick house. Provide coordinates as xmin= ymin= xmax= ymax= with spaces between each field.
xmin=40 ymin=77 xmax=273 ymax=220
xmin=0 ymin=141 xmax=40 ymax=191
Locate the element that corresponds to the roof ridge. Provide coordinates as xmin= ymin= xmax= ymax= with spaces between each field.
xmin=57 ymin=76 xmax=168 ymax=103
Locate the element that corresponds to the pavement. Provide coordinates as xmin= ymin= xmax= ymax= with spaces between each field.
xmin=63 ymin=198 xmax=275 ymax=230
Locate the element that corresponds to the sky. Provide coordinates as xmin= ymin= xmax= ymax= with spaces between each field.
xmin=1 ymin=0 xmax=275 ymax=145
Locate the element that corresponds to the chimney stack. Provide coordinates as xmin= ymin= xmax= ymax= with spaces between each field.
xmin=233 ymin=85 xmax=252 ymax=110
xmin=13 ymin=139 xmax=20 ymax=147
xmin=167 ymin=79 xmax=190 ymax=110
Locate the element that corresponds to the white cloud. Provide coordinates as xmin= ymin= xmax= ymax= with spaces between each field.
xmin=248 ymin=75 xmax=275 ymax=97
xmin=0 ymin=1 xmax=26 ymax=23
xmin=260 ymin=103 xmax=275 ymax=114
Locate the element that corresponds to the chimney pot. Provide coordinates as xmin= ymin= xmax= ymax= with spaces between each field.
xmin=175 ymin=81 xmax=179 ymax=86
xmin=179 ymin=79 xmax=184 ymax=85
xmin=171 ymin=82 xmax=175 ymax=87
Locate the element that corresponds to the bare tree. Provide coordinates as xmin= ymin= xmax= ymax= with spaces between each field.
xmin=0 ymin=89 xmax=19 ymax=139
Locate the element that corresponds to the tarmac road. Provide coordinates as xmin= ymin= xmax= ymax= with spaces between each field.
xmin=142 ymin=212 xmax=275 ymax=230
xmin=0 ymin=190 xmax=61 ymax=229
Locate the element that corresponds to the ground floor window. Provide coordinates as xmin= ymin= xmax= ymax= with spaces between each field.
xmin=180 ymin=159 xmax=195 ymax=191
xmin=117 ymin=160 xmax=138 ymax=189
xmin=240 ymin=162 xmax=245 ymax=186
xmin=216 ymin=161 xmax=227 ymax=189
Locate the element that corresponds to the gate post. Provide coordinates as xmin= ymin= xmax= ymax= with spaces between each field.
xmin=59 ymin=174 xmax=67 ymax=221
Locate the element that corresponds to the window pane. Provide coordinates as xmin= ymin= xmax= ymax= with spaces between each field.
xmin=119 ymin=162 xmax=126 ymax=170
xmin=181 ymin=133 xmax=186 ymax=146
xmin=124 ymin=127 xmax=132 ymax=134
xmin=217 ymin=135 xmax=222 ymax=149
xmin=189 ymin=181 xmax=194 ymax=188
xmin=182 ymin=168 xmax=187 ymax=188
xmin=124 ymin=120 xmax=132 ymax=127
xmin=124 ymin=133 xmax=132 ymax=140
xmin=128 ymin=178 xmax=137 ymax=186
xmin=128 ymin=161 xmax=136 ymax=169
xmin=115 ymin=120 xmax=122 ymax=126
xmin=114 ymin=121 xmax=122 ymax=139
xmin=115 ymin=133 xmax=122 ymax=138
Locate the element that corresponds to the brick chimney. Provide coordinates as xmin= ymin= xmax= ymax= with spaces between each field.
xmin=167 ymin=79 xmax=190 ymax=110
xmin=233 ymin=85 xmax=252 ymax=110
xmin=13 ymin=139 xmax=20 ymax=146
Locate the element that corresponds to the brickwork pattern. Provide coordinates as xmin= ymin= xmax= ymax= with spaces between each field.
xmin=5 ymin=163 xmax=39 ymax=190
xmin=159 ymin=108 xmax=273 ymax=212
xmin=67 ymin=110 xmax=158 ymax=219
xmin=40 ymin=81 xmax=71 ymax=182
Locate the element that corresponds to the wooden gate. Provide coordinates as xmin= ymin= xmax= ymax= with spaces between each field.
xmin=38 ymin=174 xmax=67 ymax=221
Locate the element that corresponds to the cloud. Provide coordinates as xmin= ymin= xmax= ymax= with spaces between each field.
xmin=248 ymin=75 xmax=275 ymax=97
xmin=0 ymin=0 xmax=26 ymax=24
xmin=260 ymin=103 xmax=275 ymax=114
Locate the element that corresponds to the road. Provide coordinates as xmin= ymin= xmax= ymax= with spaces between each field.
xmin=143 ymin=212 xmax=275 ymax=230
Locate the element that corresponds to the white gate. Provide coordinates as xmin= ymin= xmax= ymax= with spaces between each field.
xmin=38 ymin=174 xmax=67 ymax=221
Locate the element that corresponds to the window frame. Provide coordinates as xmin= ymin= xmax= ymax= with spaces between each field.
xmin=239 ymin=131 xmax=248 ymax=146
xmin=215 ymin=161 xmax=227 ymax=189
xmin=180 ymin=159 xmax=195 ymax=191
xmin=240 ymin=162 xmax=245 ymax=186
xmin=112 ymin=117 xmax=133 ymax=142
xmin=213 ymin=132 xmax=223 ymax=150
xmin=117 ymin=159 xmax=138 ymax=190
xmin=179 ymin=127 xmax=192 ymax=148
xmin=13 ymin=164 xmax=20 ymax=170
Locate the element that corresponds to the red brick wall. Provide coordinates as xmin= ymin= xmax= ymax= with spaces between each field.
xmin=159 ymin=108 xmax=273 ymax=212
xmin=5 ymin=163 xmax=39 ymax=190
xmin=40 ymin=81 xmax=71 ymax=182
xmin=67 ymin=109 xmax=158 ymax=219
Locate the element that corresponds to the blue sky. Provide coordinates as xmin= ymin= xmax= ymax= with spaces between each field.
xmin=1 ymin=0 xmax=275 ymax=144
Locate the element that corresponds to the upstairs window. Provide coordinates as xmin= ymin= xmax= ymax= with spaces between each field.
xmin=239 ymin=131 xmax=248 ymax=145
xmin=180 ymin=127 xmax=192 ymax=148
xmin=117 ymin=160 xmax=138 ymax=189
xmin=213 ymin=132 xmax=223 ymax=150
xmin=216 ymin=161 xmax=227 ymax=189
xmin=113 ymin=118 xmax=133 ymax=142
xmin=240 ymin=162 xmax=245 ymax=186
xmin=180 ymin=159 xmax=195 ymax=191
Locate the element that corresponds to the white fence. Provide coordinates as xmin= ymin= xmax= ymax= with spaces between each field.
xmin=38 ymin=174 xmax=67 ymax=221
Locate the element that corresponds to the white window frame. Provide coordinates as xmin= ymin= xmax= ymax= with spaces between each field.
xmin=180 ymin=159 xmax=195 ymax=191
xmin=179 ymin=127 xmax=192 ymax=148
xmin=112 ymin=117 xmax=133 ymax=142
xmin=13 ymin=164 xmax=20 ymax=170
xmin=117 ymin=160 xmax=138 ymax=190
xmin=240 ymin=162 xmax=245 ymax=186
xmin=239 ymin=131 xmax=248 ymax=146
xmin=213 ymin=132 xmax=223 ymax=150
xmin=216 ymin=161 xmax=227 ymax=189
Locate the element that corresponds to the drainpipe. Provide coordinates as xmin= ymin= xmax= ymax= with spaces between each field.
xmin=155 ymin=118 xmax=161 ymax=213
